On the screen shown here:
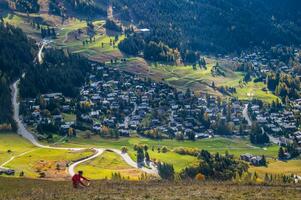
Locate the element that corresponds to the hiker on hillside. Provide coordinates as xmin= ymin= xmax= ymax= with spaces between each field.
xmin=72 ymin=171 xmax=90 ymax=188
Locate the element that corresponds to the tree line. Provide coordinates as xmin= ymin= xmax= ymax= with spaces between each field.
xmin=10 ymin=0 xmax=40 ymax=13
xmin=49 ymin=0 xmax=107 ymax=18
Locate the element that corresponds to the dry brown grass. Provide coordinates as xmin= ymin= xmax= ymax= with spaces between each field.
xmin=1 ymin=178 xmax=301 ymax=200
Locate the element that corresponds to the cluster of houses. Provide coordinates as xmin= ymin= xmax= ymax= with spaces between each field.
xmin=21 ymin=63 xmax=252 ymax=140
xmin=248 ymin=100 xmax=301 ymax=150
xmin=20 ymin=92 xmax=76 ymax=137
xmin=240 ymin=153 xmax=266 ymax=166
xmin=77 ymin=64 xmax=254 ymax=139
xmin=249 ymin=104 xmax=298 ymax=136
xmin=20 ymin=60 xmax=300 ymax=144
xmin=227 ymin=45 xmax=301 ymax=78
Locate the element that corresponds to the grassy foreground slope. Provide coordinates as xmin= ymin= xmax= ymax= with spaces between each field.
xmin=1 ymin=177 xmax=301 ymax=200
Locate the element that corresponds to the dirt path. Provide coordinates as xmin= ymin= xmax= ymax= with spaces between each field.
xmin=0 ymin=149 xmax=37 ymax=169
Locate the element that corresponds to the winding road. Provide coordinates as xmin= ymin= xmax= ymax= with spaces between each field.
xmin=242 ymin=104 xmax=280 ymax=145
xmin=8 ymin=80 xmax=157 ymax=177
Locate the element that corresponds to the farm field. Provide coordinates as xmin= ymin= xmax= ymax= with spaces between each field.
xmin=76 ymin=151 xmax=144 ymax=180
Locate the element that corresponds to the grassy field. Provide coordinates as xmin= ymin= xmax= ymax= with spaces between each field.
xmin=4 ymin=148 xmax=94 ymax=179
xmin=54 ymin=18 xmax=125 ymax=62
xmin=76 ymin=151 xmax=144 ymax=180
xmin=234 ymin=81 xmax=279 ymax=104
xmin=1 ymin=177 xmax=301 ymax=200
xmin=2 ymin=11 xmax=125 ymax=62
xmin=1 ymin=133 xmax=300 ymax=179
xmin=62 ymin=113 xmax=76 ymax=122
xmin=143 ymin=58 xmax=244 ymax=96
xmin=2 ymin=13 xmax=42 ymax=39
xmin=0 ymin=133 xmax=36 ymax=165
xmin=113 ymin=57 xmax=237 ymax=92
xmin=0 ymin=133 xmax=94 ymax=179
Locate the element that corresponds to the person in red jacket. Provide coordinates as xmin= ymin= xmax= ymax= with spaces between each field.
xmin=72 ymin=171 xmax=90 ymax=188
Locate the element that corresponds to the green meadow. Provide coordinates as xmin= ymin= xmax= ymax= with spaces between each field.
xmin=76 ymin=151 xmax=144 ymax=180
xmin=233 ymin=81 xmax=279 ymax=104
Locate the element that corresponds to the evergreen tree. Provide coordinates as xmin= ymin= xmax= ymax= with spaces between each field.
xmin=278 ymin=147 xmax=286 ymax=160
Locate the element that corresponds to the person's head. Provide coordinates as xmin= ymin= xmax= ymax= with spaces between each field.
xmin=78 ymin=171 xmax=83 ymax=175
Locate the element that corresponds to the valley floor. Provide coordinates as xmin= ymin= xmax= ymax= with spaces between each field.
xmin=1 ymin=177 xmax=301 ymax=200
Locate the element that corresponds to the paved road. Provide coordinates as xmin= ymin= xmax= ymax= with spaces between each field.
xmin=68 ymin=148 xmax=105 ymax=176
xmin=261 ymin=127 xmax=280 ymax=145
xmin=37 ymin=39 xmax=51 ymax=64
xmin=243 ymin=104 xmax=252 ymax=126
xmin=124 ymin=103 xmax=137 ymax=129
xmin=10 ymin=80 xmax=158 ymax=176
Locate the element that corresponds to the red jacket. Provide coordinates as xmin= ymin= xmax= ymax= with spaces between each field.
xmin=72 ymin=174 xmax=88 ymax=187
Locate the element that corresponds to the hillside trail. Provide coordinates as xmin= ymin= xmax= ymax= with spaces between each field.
xmin=9 ymin=79 xmax=158 ymax=176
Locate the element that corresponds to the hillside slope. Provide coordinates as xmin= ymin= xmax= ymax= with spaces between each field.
xmin=1 ymin=178 xmax=301 ymax=200
xmin=112 ymin=0 xmax=301 ymax=54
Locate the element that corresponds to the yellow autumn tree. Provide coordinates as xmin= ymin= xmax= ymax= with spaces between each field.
xmin=195 ymin=173 xmax=206 ymax=181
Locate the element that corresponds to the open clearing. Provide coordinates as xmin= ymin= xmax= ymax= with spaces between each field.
xmin=76 ymin=151 xmax=144 ymax=180
xmin=234 ymin=81 xmax=279 ymax=104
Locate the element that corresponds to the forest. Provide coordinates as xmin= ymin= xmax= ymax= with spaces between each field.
xmin=11 ymin=0 xmax=40 ymax=13
xmin=20 ymin=49 xmax=92 ymax=98
xmin=113 ymin=0 xmax=301 ymax=55
xmin=0 ymin=21 xmax=35 ymax=130
xmin=49 ymin=0 xmax=107 ymax=17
